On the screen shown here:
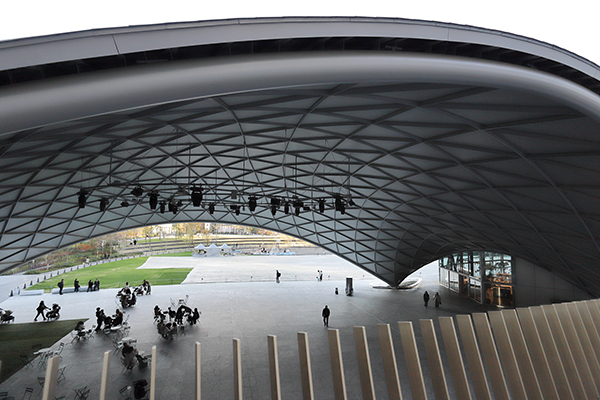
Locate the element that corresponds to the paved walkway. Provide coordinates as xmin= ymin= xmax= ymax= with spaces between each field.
xmin=0 ymin=255 xmax=492 ymax=399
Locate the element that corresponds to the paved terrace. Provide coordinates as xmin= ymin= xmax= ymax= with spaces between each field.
xmin=0 ymin=254 xmax=492 ymax=399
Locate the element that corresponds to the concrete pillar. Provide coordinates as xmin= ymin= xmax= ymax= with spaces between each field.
xmin=471 ymin=313 xmax=510 ymax=400
xmin=99 ymin=351 xmax=110 ymax=400
xmin=297 ymin=332 xmax=314 ymax=400
xmin=233 ymin=338 xmax=242 ymax=400
xmin=196 ymin=342 xmax=201 ymax=400
xmin=353 ymin=326 xmax=376 ymax=400
xmin=398 ymin=321 xmax=427 ymax=400
xmin=419 ymin=319 xmax=450 ymax=400
xmin=41 ymin=355 xmax=59 ymax=400
xmin=455 ymin=315 xmax=491 ymax=400
xmin=268 ymin=335 xmax=282 ymax=400
xmin=327 ymin=328 xmax=348 ymax=400
xmin=376 ymin=324 xmax=402 ymax=400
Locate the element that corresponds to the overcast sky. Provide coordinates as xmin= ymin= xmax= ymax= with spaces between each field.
xmin=3 ymin=0 xmax=599 ymax=64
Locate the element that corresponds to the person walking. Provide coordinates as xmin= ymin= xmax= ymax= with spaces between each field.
xmin=58 ymin=279 xmax=64 ymax=295
xmin=322 ymin=305 xmax=330 ymax=327
xmin=34 ymin=301 xmax=49 ymax=321
xmin=434 ymin=292 xmax=442 ymax=309
xmin=276 ymin=270 xmax=281 ymax=283
xmin=87 ymin=279 xmax=93 ymax=292
xmin=423 ymin=291 xmax=430 ymax=307
xmin=74 ymin=278 xmax=80 ymax=292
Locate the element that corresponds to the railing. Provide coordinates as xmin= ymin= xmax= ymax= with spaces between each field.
xmin=36 ymin=298 xmax=600 ymax=400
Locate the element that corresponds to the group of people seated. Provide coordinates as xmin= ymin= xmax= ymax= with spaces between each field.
xmin=121 ymin=341 xmax=149 ymax=370
xmin=153 ymin=304 xmax=200 ymax=339
xmin=72 ymin=320 xmax=94 ymax=341
xmin=134 ymin=280 xmax=151 ymax=296
xmin=117 ymin=282 xmax=137 ymax=308
xmin=95 ymin=307 xmax=124 ymax=331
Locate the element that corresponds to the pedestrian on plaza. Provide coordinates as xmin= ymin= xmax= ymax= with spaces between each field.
xmin=168 ymin=307 xmax=176 ymax=322
xmin=434 ymin=292 xmax=442 ymax=309
xmin=74 ymin=278 xmax=80 ymax=292
xmin=58 ymin=279 xmax=64 ymax=295
xmin=94 ymin=278 xmax=100 ymax=291
xmin=95 ymin=307 xmax=104 ymax=330
xmin=322 ymin=305 xmax=330 ymax=327
xmin=87 ymin=279 xmax=93 ymax=292
xmin=319 ymin=270 xmax=323 ymax=281
xmin=423 ymin=291 xmax=430 ymax=307
xmin=276 ymin=270 xmax=281 ymax=283
xmin=34 ymin=300 xmax=49 ymax=321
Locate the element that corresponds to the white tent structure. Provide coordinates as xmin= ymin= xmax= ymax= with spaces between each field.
xmin=220 ymin=243 xmax=233 ymax=255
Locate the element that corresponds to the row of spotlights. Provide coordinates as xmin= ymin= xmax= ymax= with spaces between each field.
xmin=80 ymin=189 xmax=353 ymax=216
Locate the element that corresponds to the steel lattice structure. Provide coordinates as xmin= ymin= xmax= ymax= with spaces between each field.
xmin=2 ymin=17 xmax=600 ymax=293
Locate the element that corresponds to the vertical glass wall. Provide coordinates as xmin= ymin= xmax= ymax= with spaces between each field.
xmin=438 ymin=251 xmax=514 ymax=307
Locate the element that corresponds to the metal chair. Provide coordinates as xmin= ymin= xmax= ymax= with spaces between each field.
xmin=73 ymin=386 xmax=89 ymax=400
xmin=57 ymin=366 xmax=66 ymax=383
xmin=21 ymin=387 xmax=33 ymax=400
xmin=19 ymin=354 xmax=34 ymax=370
xmin=119 ymin=385 xmax=132 ymax=400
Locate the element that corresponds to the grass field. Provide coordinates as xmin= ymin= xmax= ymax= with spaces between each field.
xmin=28 ymin=255 xmax=193 ymax=292
xmin=0 ymin=319 xmax=83 ymax=383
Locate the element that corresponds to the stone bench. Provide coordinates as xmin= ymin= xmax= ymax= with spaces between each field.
xmin=21 ymin=289 xmax=44 ymax=296
xmin=51 ymin=287 xmax=87 ymax=294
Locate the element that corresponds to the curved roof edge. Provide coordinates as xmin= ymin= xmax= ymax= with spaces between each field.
xmin=1 ymin=16 xmax=599 ymax=81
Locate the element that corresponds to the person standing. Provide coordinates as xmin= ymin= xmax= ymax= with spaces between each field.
xmin=94 ymin=278 xmax=100 ymax=291
xmin=322 ymin=305 xmax=330 ymax=327
xmin=87 ymin=279 xmax=93 ymax=292
xmin=434 ymin=292 xmax=442 ymax=309
xmin=276 ymin=270 xmax=281 ymax=283
xmin=34 ymin=301 xmax=49 ymax=321
xmin=74 ymin=278 xmax=80 ymax=292
xmin=95 ymin=307 xmax=104 ymax=331
xmin=58 ymin=279 xmax=64 ymax=295
xmin=423 ymin=291 xmax=430 ymax=307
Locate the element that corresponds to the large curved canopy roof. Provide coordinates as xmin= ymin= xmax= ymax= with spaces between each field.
xmin=2 ymin=17 xmax=600 ymax=294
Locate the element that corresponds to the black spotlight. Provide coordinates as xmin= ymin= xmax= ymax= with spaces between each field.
xmin=191 ymin=186 xmax=203 ymax=207
xmin=270 ymin=197 xmax=280 ymax=216
xmin=77 ymin=190 xmax=87 ymax=208
xmin=159 ymin=201 xmax=166 ymax=214
xmin=168 ymin=201 xmax=175 ymax=213
xmin=121 ymin=201 xmax=130 ymax=207
xmin=99 ymin=198 xmax=109 ymax=212
xmin=248 ymin=196 xmax=257 ymax=212
xmin=236 ymin=206 xmax=240 ymax=216
xmin=131 ymin=186 xmax=144 ymax=197
xmin=293 ymin=199 xmax=303 ymax=216
xmin=348 ymin=198 xmax=356 ymax=207
xmin=284 ymin=202 xmax=290 ymax=215
xmin=149 ymin=192 xmax=158 ymax=210
xmin=334 ymin=195 xmax=345 ymax=215
xmin=318 ymin=199 xmax=325 ymax=213
xmin=208 ymin=203 xmax=215 ymax=215
xmin=171 ymin=201 xmax=178 ymax=214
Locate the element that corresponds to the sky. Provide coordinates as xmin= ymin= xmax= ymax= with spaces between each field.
xmin=3 ymin=0 xmax=599 ymax=65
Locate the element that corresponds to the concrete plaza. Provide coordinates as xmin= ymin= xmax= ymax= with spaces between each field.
xmin=0 ymin=254 xmax=492 ymax=399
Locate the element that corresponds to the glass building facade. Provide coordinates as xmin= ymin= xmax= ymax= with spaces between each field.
xmin=439 ymin=251 xmax=514 ymax=307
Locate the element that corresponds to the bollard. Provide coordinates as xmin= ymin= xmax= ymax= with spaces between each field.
xmin=37 ymin=278 xmax=39 ymax=282
xmin=335 ymin=288 xmax=338 ymax=295
xmin=23 ymin=283 xmax=26 ymax=289
xmin=30 ymin=281 xmax=32 ymax=286
xmin=10 ymin=290 xmax=13 ymax=296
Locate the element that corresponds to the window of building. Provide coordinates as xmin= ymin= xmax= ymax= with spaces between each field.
xmin=438 ymin=250 xmax=514 ymax=307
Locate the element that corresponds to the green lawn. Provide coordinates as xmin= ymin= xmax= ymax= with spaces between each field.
xmin=0 ymin=319 xmax=83 ymax=383
xmin=28 ymin=257 xmax=192 ymax=292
